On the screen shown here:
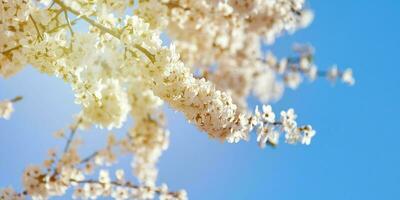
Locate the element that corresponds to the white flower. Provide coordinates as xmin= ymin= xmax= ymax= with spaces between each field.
xmin=285 ymin=72 xmax=302 ymax=89
xmin=300 ymin=57 xmax=311 ymax=71
xmin=257 ymin=124 xmax=280 ymax=148
xmin=72 ymin=187 xmax=85 ymax=199
xmin=301 ymin=125 xmax=316 ymax=145
xmin=99 ymin=170 xmax=111 ymax=184
xmin=176 ymin=190 xmax=188 ymax=200
xmin=134 ymin=187 xmax=155 ymax=200
xmin=59 ymin=167 xmax=84 ymax=184
xmin=0 ymin=101 xmax=14 ymax=120
xmin=307 ymin=64 xmax=318 ymax=81
xmin=255 ymin=105 xmax=276 ymax=123
xmin=299 ymin=10 xmax=314 ymax=28
xmin=83 ymin=183 xmax=103 ymax=199
xmin=0 ymin=187 xmax=24 ymax=200
xmin=327 ymin=65 xmax=339 ymax=82
xmin=342 ymin=68 xmax=355 ymax=85
xmin=261 ymin=105 xmax=275 ymax=123
xmin=52 ymin=129 xmax=65 ymax=139
xmin=256 ymin=126 xmax=268 ymax=148
xmin=280 ymin=108 xmax=298 ymax=133
xmin=111 ymin=187 xmax=129 ymax=200
xmin=252 ymin=70 xmax=284 ymax=103
xmin=115 ymin=169 xmax=125 ymax=181
xmin=81 ymin=80 xmax=130 ymax=130
xmin=285 ymin=128 xmax=302 ymax=144
xmin=226 ymin=131 xmax=244 ymax=143
xmin=278 ymin=58 xmax=288 ymax=74
xmin=22 ymin=165 xmax=48 ymax=198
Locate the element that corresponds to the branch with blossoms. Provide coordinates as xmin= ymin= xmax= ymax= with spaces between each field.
xmin=1 ymin=0 xmax=356 ymax=199
xmin=196 ymin=43 xmax=355 ymax=109
xmin=262 ymin=44 xmax=355 ymax=90
xmin=0 ymin=117 xmax=185 ymax=200
xmin=154 ymin=0 xmax=355 ymax=110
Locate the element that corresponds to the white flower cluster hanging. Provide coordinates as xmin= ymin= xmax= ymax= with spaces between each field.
xmin=0 ymin=0 xmax=354 ymax=199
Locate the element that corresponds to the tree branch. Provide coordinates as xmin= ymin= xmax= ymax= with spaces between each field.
xmin=53 ymin=0 xmax=155 ymax=63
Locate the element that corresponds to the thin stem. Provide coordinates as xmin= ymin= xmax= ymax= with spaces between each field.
xmin=10 ymin=96 xmax=23 ymax=103
xmin=63 ymin=130 xmax=76 ymax=153
xmin=53 ymin=0 xmax=155 ymax=63
xmin=48 ymin=9 xmax=64 ymax=23
xmin=164 ymin=2 xmax=190 ymax=11
xmin=63 ymin=119 xmax=81 ymax=153
xmin=54 ymin=0 xmax=119 ymax=37
xmin=73 ymin=179 xmax=180 ymax=197
xmin=64 ymin=11 xmax=74 ymax=36
xmin=133 ymin=44 xmax=155 ymax=63
xmin=47 ymin=18 xmax=80 ymax=34
xmin=29 ymin=14 xmax=43 ymax=41
xmin=272 ymin=121 xmax=282 ymax=126
xmin=79 ymin=151 xmax=98 ymax=164
xmin=48 ymin=1 xmax=56 ymax=10
xmin=1 ymin=45 xmax=22 ymax=54
xmin=1 ymin=18 xmax=80 ymax=55
xmin=258 ymin=57 xmax=333 ymax=79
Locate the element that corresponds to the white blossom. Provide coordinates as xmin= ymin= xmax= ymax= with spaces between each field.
xmin=0 ymin=187 xmax=24 ymax=200
xmin=0 ymin=0 xmax=353 ymax=199
xmin=111 ymin=187 xmax=129 ymax=200
xmin=0 ymin=100 xmax=13 ymax=119
xmin=328 ymin=65 xmax=339 ymax=82
xmin=342 ymin=68 xmax=355 ymax=85
xmin=301 ymin=125 xmax=316 ymax=145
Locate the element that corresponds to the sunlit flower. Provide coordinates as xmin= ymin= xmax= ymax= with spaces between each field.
xmin=0 ymin=101 xmax=14 ymax=120
xmin=342 ymin=68 xmax=355 ymax=85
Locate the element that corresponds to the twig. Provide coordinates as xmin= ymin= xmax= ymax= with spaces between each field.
xmin=258 ymin=57 xmax=334 ymax=78
xmin=164 ymin=2 xmax=190 ymax=11
xmin=64 ymin=11 xmax=74 ymax=36
xmin=1 ymin=45 xmax=22 ymax=54
xmin=48 ymin=1 xmax=56 ymax=10
xmin=63 ymin=119 xmax=81 ymax=153
xmin=47 ymin=18 xmax=80 ymax=34
xmin=1 ymin=18 xmax=80 ymax=55
xmin=48 ymin=9 xmax=64 ymax=23
xmin=10 ymin=96 xmax=23 ymax=103
xmin=72 ymin=179 xmax=181 ymax=197
xmin=79 ymin=151 xmax=98 ymax=164
xmin=29 ymin=14 xmax=43 ymax=41
xmin=53 ymin=0 xmax=155 ymax=63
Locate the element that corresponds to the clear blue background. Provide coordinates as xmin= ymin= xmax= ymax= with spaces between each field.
xmin=1 ymin=0 xmax=399 ymax=199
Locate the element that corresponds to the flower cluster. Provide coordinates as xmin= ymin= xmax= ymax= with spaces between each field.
xmin=134 ymin=1 xmax=353 ymax=111
xmin=0 ymin=187 xmax=24 ymax=200
xmin=225 ymin=105 xmax=316 ymax=147
xmin=0 ymin=96 xmax=22 ymax=120
xmin=11 ymin=118 xmax=186 ymax=200
xmin=264 ymin=44 xmax=355 ymax=89
xmin=0 ymin=100 xmax=14 ymax=120
xmin=0 ymin=0 xmax=33 ymax=78
xmin=1 ymin=0 xmax=355 ymax=199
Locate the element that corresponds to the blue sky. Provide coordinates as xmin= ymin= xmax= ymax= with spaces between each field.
xmin=1 ymin=0 xmax=400 ymax=199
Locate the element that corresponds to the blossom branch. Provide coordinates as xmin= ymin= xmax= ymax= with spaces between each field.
xmin=53 ymin=0 xmax=155 ymax=62
xmin=1 ymin=18 xmax=80 ymax=55
xmin=258 ymin=49 xmax=355 ymax=88
xmin=72 ymin=179 xmax=184 ymax=198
